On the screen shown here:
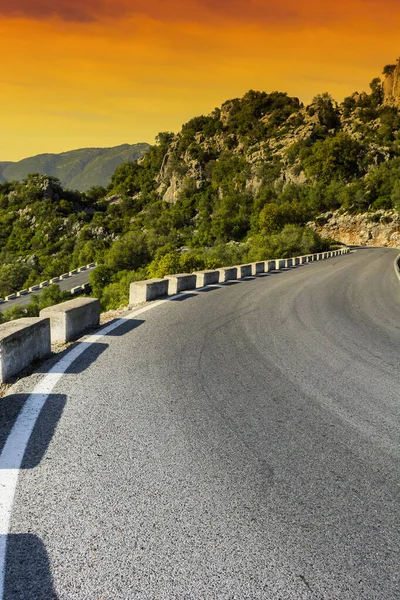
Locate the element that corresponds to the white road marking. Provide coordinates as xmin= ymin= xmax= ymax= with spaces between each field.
xmin=0 ymin=298 xmax=171 ymax=598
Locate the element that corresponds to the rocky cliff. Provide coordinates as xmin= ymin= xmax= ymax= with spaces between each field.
xmin=309 ymin=210 xmax=400 ymax=247
xmin=383 ymin=61 xmax=400 ymax=107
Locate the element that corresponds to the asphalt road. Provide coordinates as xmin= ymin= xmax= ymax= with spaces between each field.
xmin=0 ymin=269 xmax=94 ymax=310
xmin=1 ymin=247 xmax=400 ymax=599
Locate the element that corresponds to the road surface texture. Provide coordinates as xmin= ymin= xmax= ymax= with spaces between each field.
xmin=1 ymin=247 xmax=399 ymax=599
xmin=0 ymin=269 xmax=94 ymax=310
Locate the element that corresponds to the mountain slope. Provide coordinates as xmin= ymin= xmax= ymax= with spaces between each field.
xmin=0 ymin=143 xmax=150 ymax=191
xmin=1 ymin=59 xmax=400 ymax=311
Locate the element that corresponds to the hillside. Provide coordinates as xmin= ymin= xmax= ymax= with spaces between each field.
xmin=1 ymin=58 xmax=400 ymax=318
xmin=0 ymin=143 xmax=150 ymax=191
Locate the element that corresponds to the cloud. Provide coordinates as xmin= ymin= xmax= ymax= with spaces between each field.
xmin=0 ymin=0 xmax=298 ymax=23
xmin=0 ymin=0 xmax=96 ymax=22
xmin=0 ymin=0 xmax=397 ymax=27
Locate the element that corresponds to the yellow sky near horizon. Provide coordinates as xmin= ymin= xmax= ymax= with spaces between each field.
xmin=1 ymin=1 xmax=400 ymax=161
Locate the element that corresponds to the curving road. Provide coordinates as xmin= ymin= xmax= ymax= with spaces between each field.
xmin=1 ymin=247 xmax=400 ymax=599
xmin=0 ymin=268 xmax=95 ymax=311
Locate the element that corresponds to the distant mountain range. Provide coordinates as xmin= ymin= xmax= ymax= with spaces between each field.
xmin=0 ymin=143 xmax=150 ymax=191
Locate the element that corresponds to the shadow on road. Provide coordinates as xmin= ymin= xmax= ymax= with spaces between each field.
xmin=34 ymin=342 xmax=108 ymax=375
xmin=196 ymin=286 xmax=221 ymax=294
xmin=0 ymin=394 xmax=66 ymax=468
xmin=101 ymin=318 xmax=145 ymax=337
xmin=3 ymin=534 xmax=58 ymax=599
xmin=169 ymin=293 xmax=198 ymax=302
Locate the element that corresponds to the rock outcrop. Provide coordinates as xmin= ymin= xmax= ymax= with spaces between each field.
xmin=383 ymin=61 xmax=400 ymax=107
xmin=308 ymin=210 xmax=400 ymax=248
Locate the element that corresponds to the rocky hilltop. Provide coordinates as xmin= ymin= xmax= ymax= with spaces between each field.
xmin=1 ymin=59 xmax=400 ymax=310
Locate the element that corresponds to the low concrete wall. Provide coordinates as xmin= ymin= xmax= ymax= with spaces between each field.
xmin=235 ymin=264 xmax=252 ymax=278
xmin=17 ymin=290 xmax=29 ymax=297
xmin=217 ymin=267 xmax=238 ymax=282
xmin=251 ymin=262 xmax=265 ymax=276
xmin=40 ymin=297 xmax=100 ymax=344
xmin=193 ymin=270 xmax=220 ymax=287
xmin=293 ymin=257 xmax=300 ymax=266
xmin=267 ymin=260 xmax=276 ymax=272
xmin=164 ymin=273 xmax=197 ymax=295
xmin=0 ymin=317 xmax=51 ymax=382
xmin=130 ymin=278 xmax=169 ymax=304
xmin=50 ymin=277 xmax=59 ymax=284
xmin=285 ymin=258 xmax=293 ymax=268
xmin=5 ymin=293 xmax=16 ymax=301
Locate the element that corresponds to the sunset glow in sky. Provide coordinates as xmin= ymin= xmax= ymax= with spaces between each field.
xmin=1 ymin=0 xmax=400 ymax=160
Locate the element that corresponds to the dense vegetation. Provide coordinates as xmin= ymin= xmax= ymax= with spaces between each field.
xmin=1 ymin=70 xmax=400 ymax=317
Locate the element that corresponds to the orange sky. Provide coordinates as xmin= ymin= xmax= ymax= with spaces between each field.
xmin=1 ymin=0 xmax=400 ymax=161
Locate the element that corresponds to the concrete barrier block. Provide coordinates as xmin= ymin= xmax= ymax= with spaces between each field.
xmin=235 ymin=264 xmax=252 ymax=278
xmin=0 ymin=318 xmax=51 ymax=382
xmin=275 ymin=259 xmax=286 ymax=270
xmin=78 ymin=266 xmax=87 ymax=272
xmin=0 ymin=299 xmax=4 ymax=304
xmin=40 ymin=297 xmax=100 ymax=344
xmin=217 ymin=267 xmax=238 ymax=282
xmin=5 ymin=294 xmax=16 ymax=301
xmin=164 ymin=273 xmax=197 ymax=295
xmin=40 ymin=281 xmax=49 ymax=288
xmin=285 ymin=258 xmax=293 ymax=268
xmin=70 ymin=286 xmax=83 ymax=296
xmin=250 ymin=262 xmax=265 ymax=276
xmin=16 ymin=290 xmax=29 ymax=297
xmin=60 ymin=273 xmax=70 ymax=280
xmin=130 ymin=278 xmax=169 ymax=304
xmin=29 ymin=285 xmax=40 ymax=292
xmin=87 ymin=263 xmax=96 ymax=269
xmin=69 ymin=270 xmax=78 ymax=276
xmin=50 ymin=277 xmax=59 ymax=284
xmin=193 ymin=270 xmax=220 ymax=288
xmin=293 ymin=257 xmax=300 ymax=266
xmin=266 ymin=260 xmax=276 ymax=272
xmin=300 ymin=256 xmax=308 ymax=264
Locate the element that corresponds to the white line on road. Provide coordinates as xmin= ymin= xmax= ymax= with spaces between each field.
xmin=0 ymin=298 xmax=172 ymax=598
